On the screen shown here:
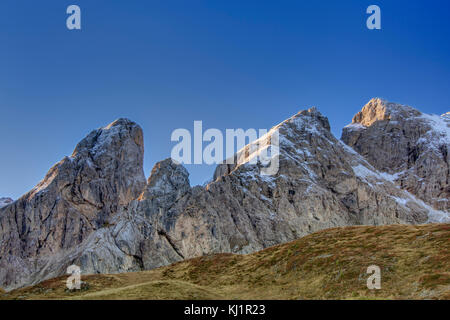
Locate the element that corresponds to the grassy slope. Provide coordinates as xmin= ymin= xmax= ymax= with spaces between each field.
xmin=2 ymin=223 xmax=449 ymax=300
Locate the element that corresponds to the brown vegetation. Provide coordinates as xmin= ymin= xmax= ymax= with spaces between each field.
xmin=2 ymin=223 xmax=449 ymax=300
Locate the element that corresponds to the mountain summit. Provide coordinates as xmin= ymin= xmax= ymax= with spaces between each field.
xmin=342 ymin=98 xmax=450 ymax=211
xmin=0 ymin=119 xmax=146 ymax=290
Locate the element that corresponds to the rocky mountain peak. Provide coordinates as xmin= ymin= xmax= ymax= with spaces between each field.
xmin=72 ymin=118 xmax=144 ymax=157
xmin=296 ymin=107 xmax=331 ymax=132
xmin=67 ymin=118 xmax=146 ymax=205
xmin=350 ymin=98 xmax=421 ymax=127
xmin=141 ymin=158 xmax=191 ymax=201
xmin=0 ymin=118 xmax=147 ymax=289
xmin=342 ymin=99 xmax=450 ymax=211
xmin=276 ymin=107 xmax=331 ymax=134
xmin=0 ymin=197 xmax=13 ymax=208
xmin=212 ymin=107 xmax=331 ymax=181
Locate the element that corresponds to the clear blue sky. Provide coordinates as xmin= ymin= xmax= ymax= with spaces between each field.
xmin=1 ymin=0 xmax=449 ymax=199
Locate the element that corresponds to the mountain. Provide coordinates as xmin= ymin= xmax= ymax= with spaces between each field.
xmin=342 ymin=98 xmax=450 ymax=212
xmin=0 ymin=198 xmax=13 ymax=208
xmin=0 ymin=119 xmax=146 ymax=290
xmin=1 ymin=105 xmax=447 ymax=291
xmin=2 ymin=223 xmax=449 ymax=300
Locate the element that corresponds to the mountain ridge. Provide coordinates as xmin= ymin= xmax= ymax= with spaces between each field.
xmin=0 ymin=98 xmax=448 ymax=291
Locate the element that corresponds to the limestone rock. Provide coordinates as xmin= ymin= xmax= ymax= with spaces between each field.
xmin=0 ymin=119 xmax=146 ymax=290
xmin=150 ymin=107 xmax=439 ymax=259
xmin=342 ymin=98 xmax=450 ymax=212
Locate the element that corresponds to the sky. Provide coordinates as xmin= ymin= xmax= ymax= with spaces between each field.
xmin=1 ymin=0 xmax=449 ymax=199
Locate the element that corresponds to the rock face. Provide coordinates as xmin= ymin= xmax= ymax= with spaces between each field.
xmin=342 ymin=98 xmax=450 ymax=212
xmin=0 ymin=198 xmax=13 ymax=208
xmin=0 ymin=119 xmax=146 ymax=290
xmin=126 ymin=107 xmax=439 ymax=266
xmin=0 ymin=107 xmax=448 ymax=291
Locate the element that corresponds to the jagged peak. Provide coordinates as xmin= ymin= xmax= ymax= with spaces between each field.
xmin=212 ymin=107 xmax=332 ymax=181
xmin=104 ymin=118 xmax=137 ymax=130
xmin=72 ymin=118 xmax=143 ymax=157
xmin=350 ymin=98 xmax=421 ymax=127
xmin=141 ymin=158 xmax=190 ymax=200
xmin=28 ymin=117 xmax=146 ymax=200
xmin=272 ymin=107 xmax=331 ymax=134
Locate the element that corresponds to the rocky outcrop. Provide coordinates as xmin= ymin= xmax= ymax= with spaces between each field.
xmin=0 ymin=119 xmax=146 ymax=290
xmin=342 ymin=98 xmax=450 ymax=212
xmin=1 ymin=107 xmax=447 ymax=291
xmin=0 ymin=198 xmax=13 ymax=208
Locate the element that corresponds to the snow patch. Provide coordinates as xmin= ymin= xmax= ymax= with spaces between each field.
xmin=391 ymin=196 xmax=409 ymax=206
xmin=260 ymin=194 xmax=272 ymax=203
xmin=378 ymin=171 xmax=404 ymax=183
xmin=392 ymin=193 xmax=450 ymax=223
xmin=339 ymin=140 xmax=359 ymax=156
xmin=417 ymin=112 xmax=450 ymax=148
xmin=344 ymin=123 xmax=366 ymax=131
xmin=90 ymin=125 xmax=122 ymax=156
xmin=352 ymin=164 xmax=379 ymax=180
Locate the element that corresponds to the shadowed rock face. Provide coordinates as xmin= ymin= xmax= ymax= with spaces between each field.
xmin=0 ymin=119 xmax=146 ymax=290
xmin=342 ymin=98 xmax=450 ymax=211
xmin=0 ymin=107 xmax=447 ymax=291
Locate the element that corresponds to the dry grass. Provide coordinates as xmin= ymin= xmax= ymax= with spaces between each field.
xmin=2 ymin=223 xmax=449 ymax=300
